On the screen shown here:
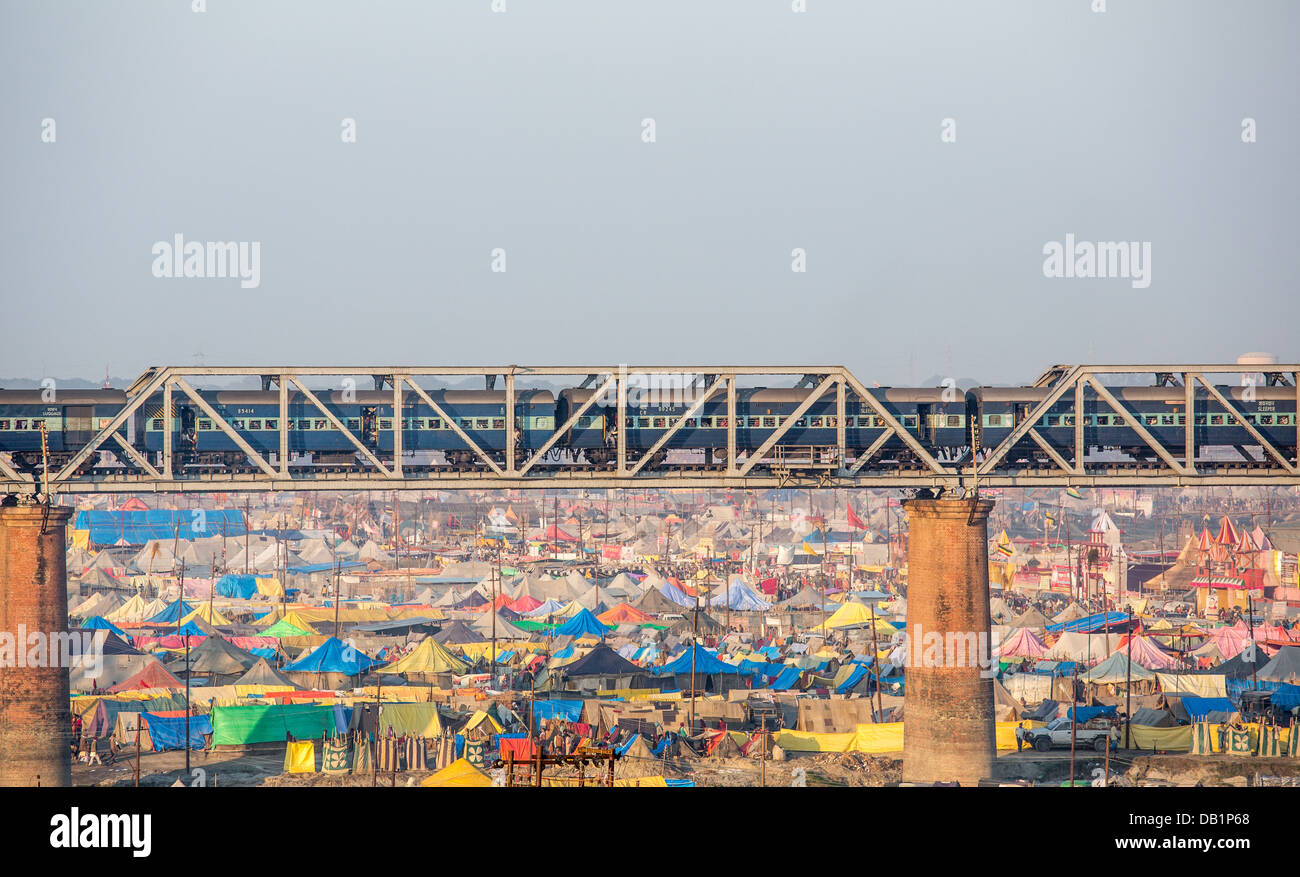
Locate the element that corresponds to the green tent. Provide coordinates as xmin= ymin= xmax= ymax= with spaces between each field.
xmin=260 ymin=619 xmax=313 ymax=639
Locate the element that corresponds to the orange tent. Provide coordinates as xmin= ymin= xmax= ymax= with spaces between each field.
xmin=597 ymin=603 xmax=651 ymax=625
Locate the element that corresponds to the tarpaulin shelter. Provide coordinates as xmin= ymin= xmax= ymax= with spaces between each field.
xmin=210 ymin=702 xmax=342 ymax=746
xmin=260 ymin=619 xmax=313 ymax=639
xmin=709 ymin=579 xmax=772 ymax=611
xmin=74 ymin=509 xmax=246 ymax=545
xmin=655 ymin=580 xmax=696 ymax=609
xmin=1118 ymin=636 xmax=1181 ymax=670
xmin=1008 ymin=607 xmax=1051 ymax=630
xmin=813 ymin=600 xmax=891 ymax=633
xmin=558 ymin=642 xmax=649 ymax=692
xmin=434 ymin=620 xmax=486 ymax=644
xmin=598 ymin=603 xmax=651 ymax=625
xmin=215 ymin=573 xmax=259 ymax=600
xmin=142 ymin=712 xmax=211 ymax=751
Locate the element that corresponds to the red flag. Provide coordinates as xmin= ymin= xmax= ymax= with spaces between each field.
xmin=847 ymin=504 xmax=867 ymax=530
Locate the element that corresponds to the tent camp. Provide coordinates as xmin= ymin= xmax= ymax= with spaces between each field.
xmin=558 ymin=642 xmax=651 ymax=692
xmin=1257 ymin=646 xmax=1300 ymax=685
xmin=281 ymin=636 xmax=381 ymax=688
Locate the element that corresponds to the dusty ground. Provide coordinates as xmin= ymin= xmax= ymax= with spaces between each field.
xmin=74 ymin=747 xmax=1300 ymax=788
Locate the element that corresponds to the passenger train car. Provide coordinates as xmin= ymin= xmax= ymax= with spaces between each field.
xmin=1 ymin=379 xmax=1296 ymax=475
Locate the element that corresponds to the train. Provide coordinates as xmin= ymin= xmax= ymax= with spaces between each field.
xmin=0 ymin=379 xmax=1295 ymax=476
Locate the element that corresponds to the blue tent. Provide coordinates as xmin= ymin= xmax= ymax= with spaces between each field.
xmin=175 ymin=620 xmax=209 ymax=637
xmin=657 ymin=580 xmax=696 ymax=608
xmin=1272 ymin=684 xmax=1300 ymax=711
xmin=553 ymin=609 xmax=609 ymax=638
xmin=74 ymin=509 xmax=246 ymax=545
xmin=281 ymin=636 xmax=380 ymax=676
xmin=215 ymin=573 xmax=259 ymax=600
xmin=145 ymin=599 xmax=197 ymax=625
xmin=657 ymin=644 xmax=738 ymax=676
xmin=81 ymin=616 xmax=126 ymax=637
xmin=771 ymin=667 xmax=803 ymax=691
xmin=1181 ymin=696 xmax=1236 ymax=720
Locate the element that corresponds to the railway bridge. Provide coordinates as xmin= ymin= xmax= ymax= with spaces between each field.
xmin=2 ymin=362 xmax=1296 ymax=785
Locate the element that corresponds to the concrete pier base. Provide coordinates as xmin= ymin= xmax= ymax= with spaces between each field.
xmin=901 ymin=498 xmax=995 ymax=786
xmin=0 ymin=505 xmax=74 ymax=787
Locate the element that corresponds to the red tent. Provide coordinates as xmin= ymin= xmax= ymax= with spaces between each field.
xmin=107 ymin=658 xmax=184 ymax=692
xmin=542 ymin=525 xmax=578 ymax=542
xmin=1216 ymin=516 xmax=1240 ymax=546
xmin=512 ymin=595 xmax=543 ymax=613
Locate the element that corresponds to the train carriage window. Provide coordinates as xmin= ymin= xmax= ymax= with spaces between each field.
xmin=1195 ymin=415 xmax=1207 ymax=425
xmin=763 ymin=417 xmax=777 ymax=428
xmin=1060 ymin=415 xmax=1073 ymax=426
xmin=1044 ymin=415 xmax=1057 ymax=427
xmin=985 ymin=414 xmax=1001 ymax=427
xmin=347 ymin=418 xmax=361 ymax=430
xmin=1161 ymin=415 xmax=1174 ymax=425
xmin=1226 ymin=414 xmax=1238 ymax=425
xmin=1144 ymin=415 xmax=1158 ymax=426
xmin=314 ymin=419 xmax=327 ymax=430
xmin=650 ymin=417 xmax=664 ymax=428
xmin=0 ymin=420 xmax=8 ymax=430
xmin=285 ymin=419 xmax=295 ymax=430
xmin=903 ymin=415 xmax=918 ymax=428
xmin=716 ymin=417 xmax=727 ymax=429
xmin=1279 ymin=414 xmax=1294 ymax=425
xmin=431 ymin=418 xmax=442 ymax=429
xmin=248 ymin=419 xmax=262 ymax=430
xmin=198 ymin=419 xmax=213 ymax=431
xmin=493 ymin=419 xmax=505 ymax=429
xmin=472 ymin=418 xmax=488 ymax=430
xmin=826 ymin=416 xmax=837 ymax=428
xmin=1175 ymin=415 xmax=1186 ymax=425
xmin=809 ymin=416 xmax=823 ymax=428
xmin=1210 ymin=415 xmax=1224 ymax=426
xmin=624 ymin=417 xmax=635 ymax=428
xmin=379 ymin=418 xmax=393 ymax=430
xmin=1095 ymin=415 xmax=1109 ymax=425
xmin=148 ymin=418 xmax=161 ymax=431
xmin=1259 ymin=414 xmax=1274 ymax=425
xmin=265 ymin=419 xmax=278 ymax=430
xmin=947 ymin=415 xmax=962 ymax=427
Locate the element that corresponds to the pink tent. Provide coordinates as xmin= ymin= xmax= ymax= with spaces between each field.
xmin=1116 ymin=636 xmax=1181 ymax=670
xmin=996 ymin=627 xmax=1048 ymax=659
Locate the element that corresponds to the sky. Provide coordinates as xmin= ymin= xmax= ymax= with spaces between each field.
xmin=2 ymin=1 xmax=1297 ymax=387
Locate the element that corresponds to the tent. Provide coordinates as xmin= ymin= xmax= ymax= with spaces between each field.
xmin=709 ymin=579 xmax=772 ymax=611
xmin=1257 ymin=646 xmax=1300 ymax=685
xmin=420 ymin=757 xmax=493 ymax=788
xmin=233 ymin=657 xmax=299 ymax=689
xmin=281 ymin=636 xmax=380 ymax=675
xmin=144 ymin=599 xmax=197 ymax=625
xmin=523 ymin=598 xmax=567 ymax=619
xmin=470 ymin=612 xmax=532 ymax=641
xmin=553 ymin=609 xmax=610 ymax=638
xmin=1081 ymin=651 xmax=1155 ymax=685
xmin=80 ymin=616 xmax=127 ymax=637
xmin=186 ymin=635 xmax=259 ymax=676
xmin=108 ymin=658 xmax=186 ymax=692
xmin=384 ymin=637 xmax=470 ymax=675
xmin=813 ymin=601 xmax=891 ymax=633
xmin=657 ymin=644 xmax=739 ymax=676
xmin=598 ymin=603 xmax=651 ymax=626
xmin=633 ymin=587 xmax=687 ymax=615
xmin=1118 ymin=636 xmax=1181 ymax=671
xmin=996 ymin=627 xmax=1048 ymax=659
xmin=559 ymin=642 xmax=644 ymax=681
xmin=777 ymin=586 xmax=826 ymax=610
xmin=433 ymin=620 xmax=486 ymax=644
xmin=260 ymin=619 xmax=313 ymax=639
xmin=1008 ymin=608 xmax=1051 ymax=629
xmin=655 ymin=580 xmax=697 ymax=609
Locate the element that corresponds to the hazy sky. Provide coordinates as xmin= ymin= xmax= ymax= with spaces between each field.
xmin=2 ymin=1 xmax=1297 ymax=386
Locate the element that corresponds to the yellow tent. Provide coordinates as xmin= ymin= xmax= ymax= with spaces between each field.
xmin=420 ymin=757 xmax=493 ymax=787
xmin=464 ymin=710 xmax=503 ymax=736
xmin=813 ymin=601 xmax=893 ymax=632
xmin=106 ymin=593 xmax=147 ymax=623
xmin=181 ymin=603 xmax=232 ymax=626
xmin=384 ymin=637 xmax=470 ymax=675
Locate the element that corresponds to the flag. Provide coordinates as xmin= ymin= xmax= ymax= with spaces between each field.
xmin=1044 ymin=511 xmax=1056 ymax=528
xmin=1065 ymin=487 xmax=1083 ymax=500
xmin=505 ymin=505 xmax=519 ymax=523
xmin=996 ymin=542 xmax=1014 ymax=558
xmin=847 ymin=505 xmax=867 ymax=530
xmin=802 ymin=541 xmax=818 ymax=556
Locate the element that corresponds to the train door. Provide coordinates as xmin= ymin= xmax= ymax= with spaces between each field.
xmin=178 ymin=405 xmax=197 ymax=452
xmin=916 ymin=403 xmax=931 ymax=443
xmin=63 ymin=405 xmax=93 ymax=448
xmin=361 ymin=406 xmax=379 ymax=446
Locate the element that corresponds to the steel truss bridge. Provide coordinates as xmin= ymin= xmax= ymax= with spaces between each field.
xmin=4 ymin=363 xmax=1300 ymax=496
